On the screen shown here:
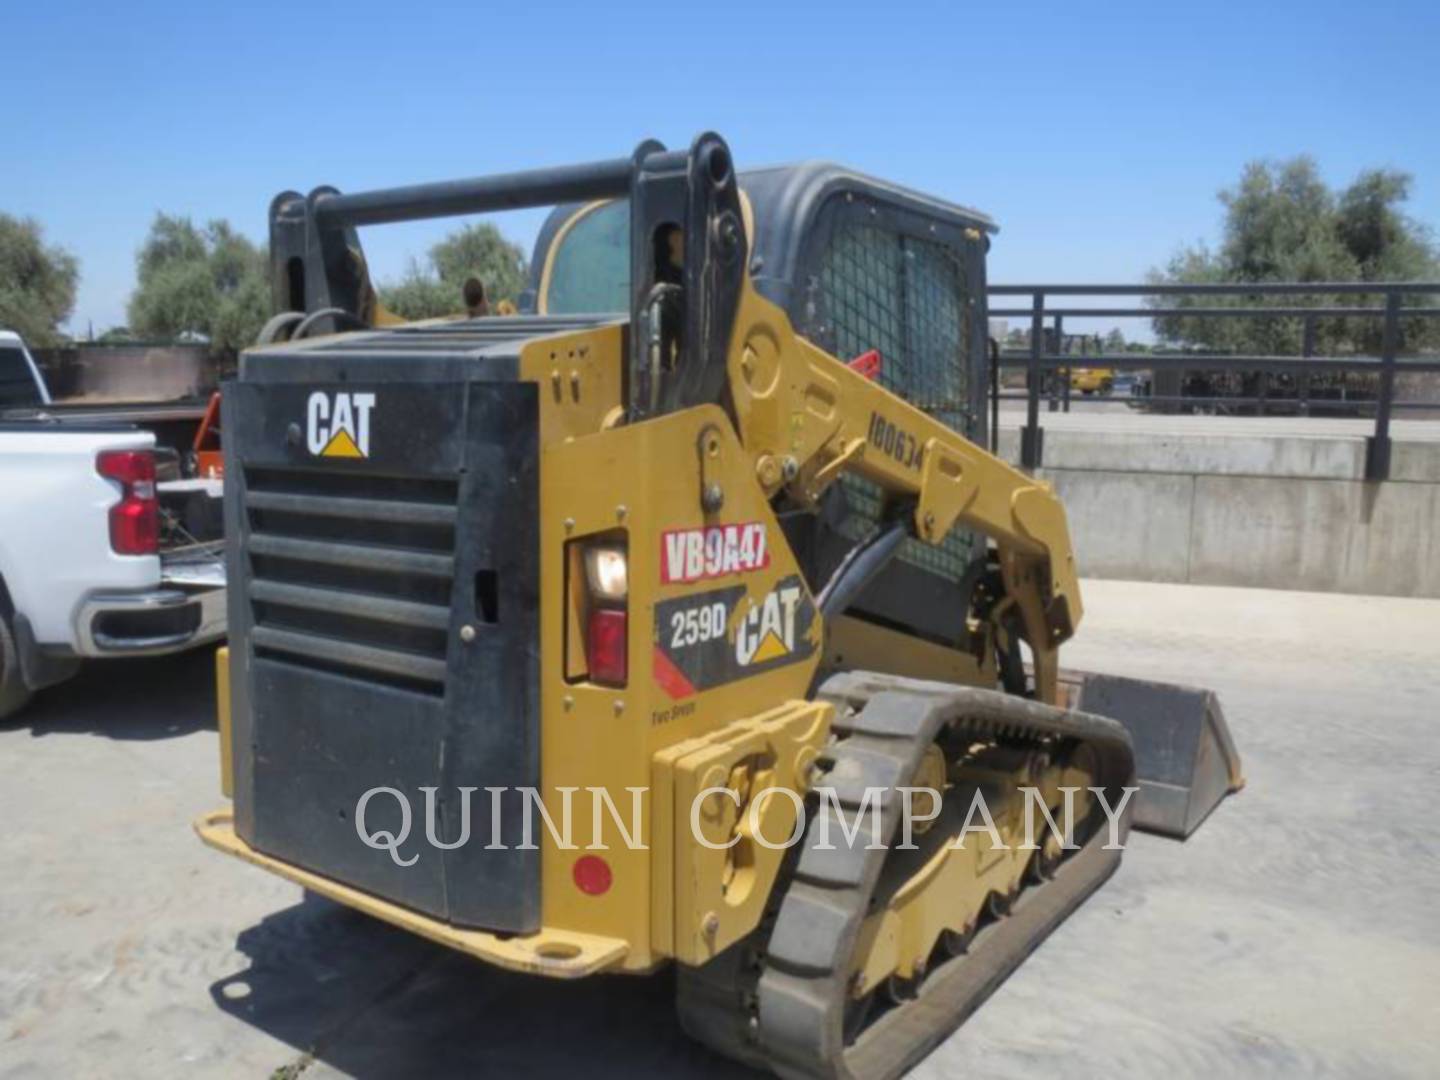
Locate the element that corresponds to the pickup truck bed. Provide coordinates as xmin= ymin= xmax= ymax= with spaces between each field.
xmin=2 ymin=399 xmax=211 ymax=461
xmin=0 ymin=330 xmax=227 ymax=718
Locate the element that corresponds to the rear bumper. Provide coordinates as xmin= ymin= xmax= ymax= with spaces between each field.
xmin=193 ymin=808 xmax=628 ymax=979
xmin=75 ymin=554 xmax=226 ymax=656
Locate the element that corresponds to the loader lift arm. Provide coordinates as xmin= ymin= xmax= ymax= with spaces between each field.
xmin=721 ymin=279 xmax=1081 ymax=705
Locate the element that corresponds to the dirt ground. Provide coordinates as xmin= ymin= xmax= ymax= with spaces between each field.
xmin=2 ymin=579 xmax=1437 ymax=1078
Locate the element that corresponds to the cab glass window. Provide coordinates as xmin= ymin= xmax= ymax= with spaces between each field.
xmin=544 ymin=201 xmax=630 ymax=315
xmin=0 ymin=347 xmax=43 ymax=407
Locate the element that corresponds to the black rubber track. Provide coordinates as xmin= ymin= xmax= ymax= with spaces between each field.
xmin=676 ymin=671 xmax=1136 ymax=1080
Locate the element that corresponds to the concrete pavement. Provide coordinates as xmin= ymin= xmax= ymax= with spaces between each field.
xmin=2 ymin=580 xmax=1438 ymax=1078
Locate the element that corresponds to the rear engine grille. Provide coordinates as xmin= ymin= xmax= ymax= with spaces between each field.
xmin=243 ymin=466 xmax=457 ymax=695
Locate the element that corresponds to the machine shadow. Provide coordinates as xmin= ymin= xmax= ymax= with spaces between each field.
xmin=16 ymin=647 xmax=217 ymax=740
xmin=211 ymin=893 xmax=758 ymax=1079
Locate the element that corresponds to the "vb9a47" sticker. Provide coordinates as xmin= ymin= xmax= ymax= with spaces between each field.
xmin=660 ymin=522 xmax=769 ymax=584
xmin=652 ymin=575 xmax=817 ymax=699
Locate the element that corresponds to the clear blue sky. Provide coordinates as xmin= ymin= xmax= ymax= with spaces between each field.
xmin=4 ymin=0 xmax=1438 ymax=336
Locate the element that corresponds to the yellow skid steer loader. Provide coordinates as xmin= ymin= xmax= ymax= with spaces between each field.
xmin=197 ymin=133 xmax=1241 ymax=1078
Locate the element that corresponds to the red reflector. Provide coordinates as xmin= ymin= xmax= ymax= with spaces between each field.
xmin=848 ymin=349 xmax=882 ymax=380
xmin=573 ymin=855 xmax=613 ymax=896
xmin=586 ymin=608 xmax=627 ymax=686
xmin=97 ymin=450 xmax=159 ymax=556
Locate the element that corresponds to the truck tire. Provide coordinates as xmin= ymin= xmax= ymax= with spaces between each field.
xmin=0 ymin=609 xmax=34 ymax=722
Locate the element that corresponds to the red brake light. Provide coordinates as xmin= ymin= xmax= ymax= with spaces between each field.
xmin=586 ymin=608 xmax=628 ymax=687
xmin=97 ymin=450 xmax=158 ymax=555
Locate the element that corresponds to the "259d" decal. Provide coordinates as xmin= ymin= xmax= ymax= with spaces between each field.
xmin=667 ymin=599 xmax=729 ymax=649
xmin=652 ymin=576 xmax=816 ymax=699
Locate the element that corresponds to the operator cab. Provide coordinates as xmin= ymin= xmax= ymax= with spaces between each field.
xmin=526 ymin=166 xmax=998 ymax=650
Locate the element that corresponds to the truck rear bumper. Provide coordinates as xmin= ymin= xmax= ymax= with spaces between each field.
xmin=75 ymin=556 xmax=226 ymax=656
xmin=193 ymin=808 xmax=629 ymax=979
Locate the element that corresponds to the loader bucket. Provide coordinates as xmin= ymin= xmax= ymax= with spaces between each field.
xmin=1066 ymin=672 xmax=1244 ymax=838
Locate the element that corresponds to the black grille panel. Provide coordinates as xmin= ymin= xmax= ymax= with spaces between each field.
xmin=224 ymin=360 xmax=543 ymax=930
xmin=243 ymin=466 xmax=457 ymax=696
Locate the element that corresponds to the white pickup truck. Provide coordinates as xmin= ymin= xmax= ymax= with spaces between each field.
xmin=0 ymin=329 xmax=226 ymax=718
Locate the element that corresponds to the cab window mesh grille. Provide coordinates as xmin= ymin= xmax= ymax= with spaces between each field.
xmin=818 ymin=223 xmax=976 ymax=581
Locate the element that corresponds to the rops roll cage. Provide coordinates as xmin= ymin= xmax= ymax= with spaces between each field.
xmin=267 ymin=132 xmax=748 ymax=421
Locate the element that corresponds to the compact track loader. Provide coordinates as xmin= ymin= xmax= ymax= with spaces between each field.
xmin=197 ymin=133 xmax=1242 ymax=1078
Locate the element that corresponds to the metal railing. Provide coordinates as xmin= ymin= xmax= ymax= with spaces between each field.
xmin=987 ymin=282 xmax=1440 ymax=480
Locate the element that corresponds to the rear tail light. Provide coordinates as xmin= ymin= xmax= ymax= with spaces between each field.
xmin=580 ymin=542 xmax=628 ymax=687
xmin=586 ymin=608 xmax=628 ymax=686
xmin=97 ymin=450 xmax=158 ymax=555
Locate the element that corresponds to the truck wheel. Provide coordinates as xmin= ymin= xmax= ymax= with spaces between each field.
xmin=0 ymin=610 xmax=34 ymax=721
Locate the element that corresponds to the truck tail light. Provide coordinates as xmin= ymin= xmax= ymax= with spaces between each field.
xmin=97 ymin=450 xmax=158 ymax=555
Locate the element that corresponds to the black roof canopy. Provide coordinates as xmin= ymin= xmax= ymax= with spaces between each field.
xmin=525 ymin=162 xmax=996 ymax=315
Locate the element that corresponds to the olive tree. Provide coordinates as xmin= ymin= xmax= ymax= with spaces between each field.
xmin=128 ymin=214 xmax=270 ymax=356
xmin=1151 ymin=158 xmax=1440 ymax=354
xmin=0 ymin=214 xmax=79 ymax=347
xmin=378 ymin=223 xmax=528 ymax=320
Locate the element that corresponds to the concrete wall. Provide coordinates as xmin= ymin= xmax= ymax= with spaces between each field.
xmin=997 ymin=426 xmax=1440 ymax=598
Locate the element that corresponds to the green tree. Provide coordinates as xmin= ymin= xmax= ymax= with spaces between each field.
xmin=1151 ymin=158 xmax=1440 ymax=354
xmin=128 ymin=214 xmax=270 ymax=356
xmin=378 ymin=223 xmax=528 ymax=320
xmin=1104 ymin=328 xmax=1127 ymax=352
xmin=0 ymin=214 xmax=79 ymax=347
xmin=376 ymin=258 xmax=466 ymax=321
